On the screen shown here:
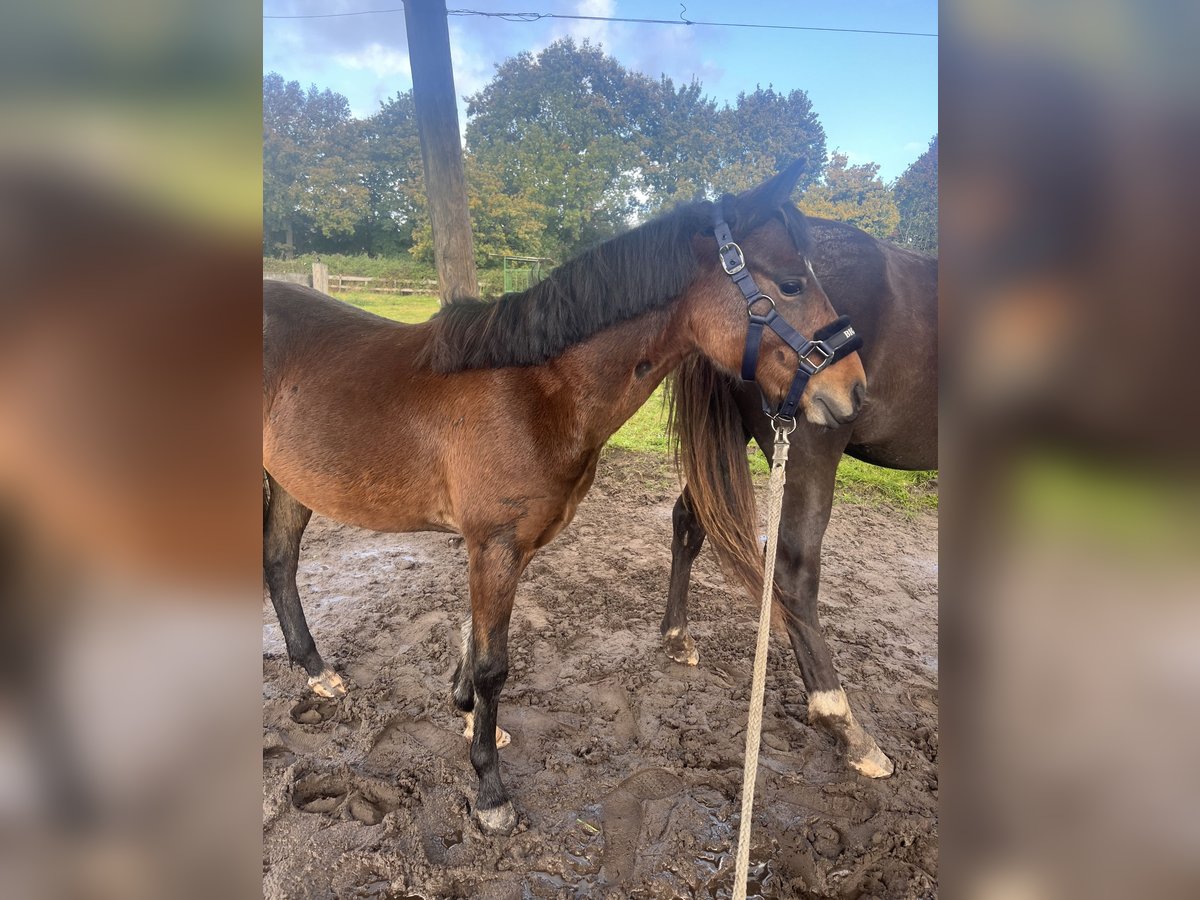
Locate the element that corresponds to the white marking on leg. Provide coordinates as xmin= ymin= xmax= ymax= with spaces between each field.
xmin=662 ymin=626 xmax=699 ymax=666
xmin=460 ymin=616 xmax=473 ymax=657
xmin=307 ymin=668 xmax=346 ymax=698
xmin=807 ymin=688 xmax=852 ymax=722
xmin=462 ymin=711 xmax=511 ymax=748
xmin=809 ymin=689 xmax=895 ymax=778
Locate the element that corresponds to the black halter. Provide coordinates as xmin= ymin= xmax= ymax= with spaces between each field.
xmin=713 ymin=208 xmax=863 ymax=422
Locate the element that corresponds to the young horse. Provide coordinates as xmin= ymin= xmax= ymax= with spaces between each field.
xmin=663 ymin=218 xmax=937 ymax=779
xmin=262 ymin=163 xmax=866 ymax=834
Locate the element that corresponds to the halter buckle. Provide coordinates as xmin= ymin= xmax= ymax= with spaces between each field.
xmin=718 ymin=241 xmax=745 ymax=275
xmin=799 ymin=340 xmax=834 ymax=373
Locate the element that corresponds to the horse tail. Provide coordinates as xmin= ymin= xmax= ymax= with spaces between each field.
xmin=667 ymin=356 xmax=770 ymax=611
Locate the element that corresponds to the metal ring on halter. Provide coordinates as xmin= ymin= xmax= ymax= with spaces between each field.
xmin=771 ymin=414 xmax=798 ymax=437
xmin=747 ymin=293 xmax=775 ymax=316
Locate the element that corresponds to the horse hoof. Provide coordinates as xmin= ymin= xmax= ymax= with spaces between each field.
xmin=849 ymin=742 xmax=894 ymax=779
xmin=474 ymin=801 xmax=517 ymax=835
xmin=462 ymin=712 xmax=511 ymax=748
xmin=662 ymin=628 xmax=699 ymax=666
xmin=307 ymin=669 xmax=346 ymax=698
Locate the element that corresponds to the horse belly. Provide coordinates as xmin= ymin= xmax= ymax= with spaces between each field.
xmin=265 ymin=403 xmax=455 ymax=534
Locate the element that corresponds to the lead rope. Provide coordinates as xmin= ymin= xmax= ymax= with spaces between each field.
xmin=732 ymin=420 xmax=793 ymax=900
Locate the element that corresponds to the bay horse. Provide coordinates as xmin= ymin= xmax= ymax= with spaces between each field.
xmin=262 ymin=163 xmax=866 ymax=835
xmin=663 ymin=218 xmax=937 ymax=779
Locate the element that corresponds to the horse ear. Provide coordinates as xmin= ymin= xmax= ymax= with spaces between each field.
xmin=737 ymin=159 xmax=807 ymax=212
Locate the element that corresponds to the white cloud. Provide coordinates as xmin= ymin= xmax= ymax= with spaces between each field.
xmin=333 ymin=43 xmax=411 ymax=79
xmin=565 ymin=0 xmax=616 ymax=47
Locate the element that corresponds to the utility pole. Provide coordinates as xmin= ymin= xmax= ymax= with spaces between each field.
xmin=403 ymin=0 xmax=478 ymax=304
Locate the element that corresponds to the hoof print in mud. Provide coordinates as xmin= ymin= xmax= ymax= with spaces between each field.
xmin=290 ymin=696 xmax=341 ymax=725
xmin=291 ymin=773 xmax=400 ymax=825
xmin=473 ymin=801 xmax=518 ymax=835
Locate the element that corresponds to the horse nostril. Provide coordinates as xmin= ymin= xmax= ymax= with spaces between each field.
xmin=852 ymin=381 xmax=867 ymax=412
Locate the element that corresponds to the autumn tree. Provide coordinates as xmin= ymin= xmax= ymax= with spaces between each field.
xmin=893 ymin=135 xmax=938 ymax=252
xmin=412 ymin=154 xmax=549 ymax=265
xmin=262 ymin=73 xmax=369 ymax=257
xmin=798 ymin=152 xmax=899 ymax=239
xmin=465 ymin=39 xmax=656 ymax=258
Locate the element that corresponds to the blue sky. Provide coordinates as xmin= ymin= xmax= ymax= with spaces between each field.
xmin=263 ymin=1 xmax=937 ymax=182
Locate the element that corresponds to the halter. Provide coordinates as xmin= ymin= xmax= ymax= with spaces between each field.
xmin=713 ymin=207 xmax=863 ymax=423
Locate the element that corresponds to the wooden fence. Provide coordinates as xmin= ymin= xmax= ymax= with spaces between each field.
xmin=263 ymin=263 xmax=440 ymax=296
xmin=326 ymin=274 xmax=440 ymax=295
xmin=265 ymin=263 xmax=509 ymax=298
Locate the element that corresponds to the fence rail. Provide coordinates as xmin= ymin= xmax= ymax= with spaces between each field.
xmin=327 ymin=274 xmax=440 ymax=295
xmin=263 ymin=267 xmax=442 ymax=295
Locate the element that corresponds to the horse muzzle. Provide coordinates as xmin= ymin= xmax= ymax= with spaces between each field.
xmin=806 ymin=378 xmax=866 ymax=427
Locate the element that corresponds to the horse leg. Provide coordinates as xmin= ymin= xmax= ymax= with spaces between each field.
xmin=772 ymin=448 xmax=893 ymax=778
xmin=464 ymin=536 xmax=529 ymax=835
xmin=263 ymin=473 xmax=344 ymax=698
xmin=452 ymin=617 xmax=511 ymax=748
xmin=661 ymin=490 xmax=705 ymax=665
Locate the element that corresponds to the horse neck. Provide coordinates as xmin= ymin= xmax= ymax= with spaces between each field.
xmin=543 ymin=301 xmax=696 ymax=447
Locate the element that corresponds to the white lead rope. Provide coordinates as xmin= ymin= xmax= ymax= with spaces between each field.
xmin=732 ymin=422 xmax=792 ymax=900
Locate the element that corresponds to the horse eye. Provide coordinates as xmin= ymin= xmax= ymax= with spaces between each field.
xmin=779 ymin=280 xmax=804 ymax=296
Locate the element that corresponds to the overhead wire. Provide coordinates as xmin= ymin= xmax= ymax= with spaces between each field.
xmin=263 ymin=5 xmax=937 ymax=38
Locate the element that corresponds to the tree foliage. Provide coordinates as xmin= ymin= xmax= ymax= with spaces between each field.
xmin=464 ymin=40 xmax=653 ymax=258
xmin=798 ymin=152 xmax=899 ymax=239
xmin=267 ymin=44 xmax=921 ymax=264
xmin=262 ymin=73 xmax=370 ymax=256
xmin=893 ymin=134 xmax=938 ymax=252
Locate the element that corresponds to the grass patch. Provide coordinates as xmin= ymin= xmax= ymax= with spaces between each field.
xmin=834 ymin=458 xmax=937 ymax=514
xmin=607 ymin=386 xmax=671 ymax=455
xmin=330 ymin=292 xmax=936 ymax=512
xmin=338 ymin=292 xmax=441 ymax=324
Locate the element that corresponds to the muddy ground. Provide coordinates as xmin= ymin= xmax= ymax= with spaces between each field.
xmin=263 ymin=450 xmax=938 ymax=899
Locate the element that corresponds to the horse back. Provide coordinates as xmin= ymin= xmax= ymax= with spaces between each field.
xmin=808 ymin=219 xmax=938 ymax=469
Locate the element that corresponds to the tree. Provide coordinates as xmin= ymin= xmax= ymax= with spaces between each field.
xmin=262 ymin=73 xmax=370 ymax=257
xmin=799 ymin=152 xmax=899 ymax=239
xmin=893 ymin=135 xmax=938 ymax=252
xmin=412 ymin=154 xmax=549 ymax=266
xmin=465 ymin=39 xmax=658 ymax=258
xmin=711 ymin=87 xmax=826 ymax=196
xmin=355 ymin=91 xmax=426 ymax=256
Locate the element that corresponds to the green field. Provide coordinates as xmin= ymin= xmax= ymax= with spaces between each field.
xmin=331 ymin=291 xmax=937 ymax=512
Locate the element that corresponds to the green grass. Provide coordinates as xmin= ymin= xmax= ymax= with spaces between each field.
xmin=339 ymin=292 xmax=441 ymax=324
xmin=607 ymin=389 xmax=936 ymax=513
xmin=332 ymin=292 xmax=936 ymax=512
xmin=834 ymin=457 xmax=938 ymax=514
xmin=607 ymin=386 xmax=672 ymax=455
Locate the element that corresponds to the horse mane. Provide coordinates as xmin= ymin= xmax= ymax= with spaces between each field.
xmin=418 ymin=201 xmax=713 ymax=373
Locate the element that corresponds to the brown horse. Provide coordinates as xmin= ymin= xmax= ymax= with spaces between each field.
xmin=663 ymin=218 xmax=937 ymax=779
xmin=262 ymin=163 xmax=866 ymax=834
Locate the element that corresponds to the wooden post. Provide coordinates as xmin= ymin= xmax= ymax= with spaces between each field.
xmin=403 ymin=0 xmax=478 ymax=305
xmin=312 ymin=261 xmax=329 ymax=295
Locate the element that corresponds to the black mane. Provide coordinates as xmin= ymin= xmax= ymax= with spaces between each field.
xmin=420 ymin=200 xmax=714 ymax=373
